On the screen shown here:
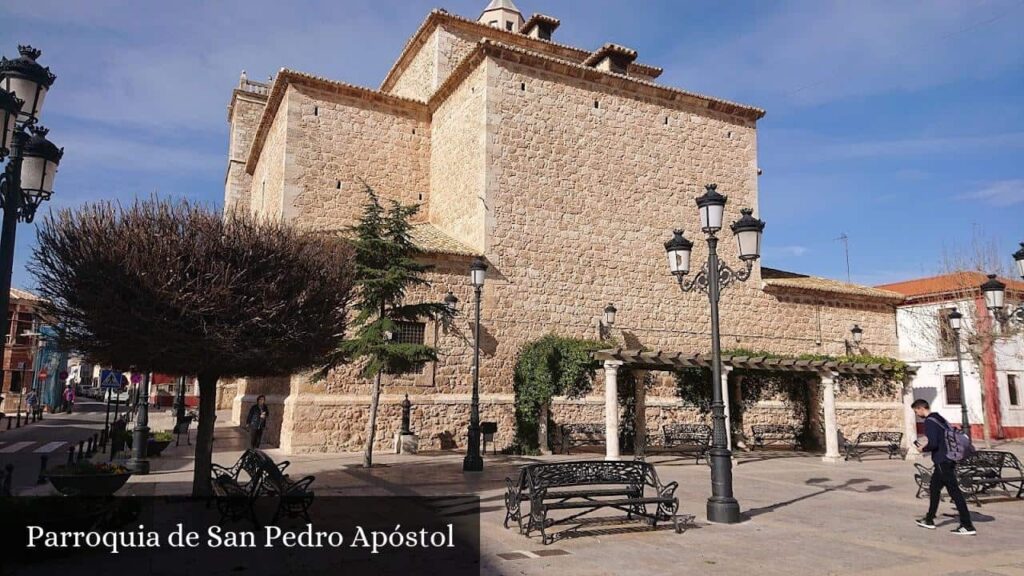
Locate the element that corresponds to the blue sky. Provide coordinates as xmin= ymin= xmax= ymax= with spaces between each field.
xmin=1 ymin=0 xmax=1022 ymax=290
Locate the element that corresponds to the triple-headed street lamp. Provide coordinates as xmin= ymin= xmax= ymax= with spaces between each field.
xmin=0 ymin=46 xmax=62 ymax=404
xmin=664 ymin=183 xmax=765 ymax=524
xmin=463 ymin=257 xmax=487 ymax=472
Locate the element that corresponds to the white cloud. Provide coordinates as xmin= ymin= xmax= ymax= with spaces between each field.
xmin=959 ymin=179 xmax=1024 ymax=206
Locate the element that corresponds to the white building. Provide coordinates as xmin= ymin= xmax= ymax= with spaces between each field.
xmin=879 ymin=272 xmax=1024 ymax=439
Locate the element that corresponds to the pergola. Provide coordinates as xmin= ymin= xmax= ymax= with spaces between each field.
xmin=592 ymin=348 xmax=918 ymax=462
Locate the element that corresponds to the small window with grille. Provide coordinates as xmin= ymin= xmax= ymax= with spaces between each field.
xmin=393 ymin=321 xmax=426 ymax=345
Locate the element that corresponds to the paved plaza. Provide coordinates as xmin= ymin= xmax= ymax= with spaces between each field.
xmin=57 ymin=411 xmax=1021 ymax=576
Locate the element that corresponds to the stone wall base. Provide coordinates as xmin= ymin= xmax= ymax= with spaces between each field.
xmin=224 ymin=390 xmax=907 ymax=455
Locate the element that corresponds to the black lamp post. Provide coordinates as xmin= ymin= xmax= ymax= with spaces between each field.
xmin=127 ymin=372 xmax=151 ymax=474
xmin=0 ymin=46 xmax=60 ymax=406
xmin=463 ymin=257 xmax=486 ymax=472
xmin=664 ymin=184 xmax=765 ymax=524
xmin=947 ymin=307 xmax=970 ymax=438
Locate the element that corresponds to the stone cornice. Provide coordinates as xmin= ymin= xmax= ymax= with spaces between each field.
xmin=226 ymin=87 xmax=268 ymax=122
xmin=428 ymin=39 xmax=765 ymax=121
xmin=380 ymin=9 xmax=663 ymax=94
xmin=245 ymin=69 xmax=429 ymax=175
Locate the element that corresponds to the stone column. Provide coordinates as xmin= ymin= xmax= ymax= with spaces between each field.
xmin=634 ymin=370 xmax=647 ymax=460
xmin=603 ymin=360 xmax=622 ymax=461
xmin=901 ymin=372 xmax=920 ymax=460
xmin=732 ymin=373 xmax=747 ymax=450
xmin=721 ymin=366 xmax=733 ymax=451
xmin=820 ymin=372 xmax=841 ymax=463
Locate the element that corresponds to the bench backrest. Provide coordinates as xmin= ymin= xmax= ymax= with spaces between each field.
xmin=561 ymin=424 xmax=606 ymax=441
xmin=856 ymin=431 xmax=902 ymax=443
xmin=527 ymin=460 xmax=657 ymax=493
xmin=663 ymin=424 xmax=711 ymax=443
xmin=752 ymin=424 xmax=796 ymax=436
xmin=963 ymin=450 xmax=1020 ymax=473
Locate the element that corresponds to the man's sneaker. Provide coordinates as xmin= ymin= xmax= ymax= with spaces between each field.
xmin=916 ymin=518 xmax=936 ymax=529
xmin=951 ymin=525 xmax=976 ymax=535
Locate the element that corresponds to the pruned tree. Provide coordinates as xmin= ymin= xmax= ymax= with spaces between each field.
xmin=29 ymin=198 xmax=354 ymax=495
xmin=318 ymin=185 xmax=451 ymax=468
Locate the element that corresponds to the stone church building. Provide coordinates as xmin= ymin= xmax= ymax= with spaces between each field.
xmin=221 ymin=1 xmax=913 ymax=457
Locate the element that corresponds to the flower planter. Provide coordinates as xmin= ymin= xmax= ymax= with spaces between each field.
xmin=146 ymin=439 xmax=171 ymax=457
xmin=46 ymin=472 xmax=132 ymax=496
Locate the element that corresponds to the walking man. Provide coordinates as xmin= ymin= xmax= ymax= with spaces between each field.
xmin=63 ymin=384 xmax=76 ymax=414
xmin=245 ymin=395 xmax=269 ymax=449
xmin=912 ymin=399 xmax=976 ymax=535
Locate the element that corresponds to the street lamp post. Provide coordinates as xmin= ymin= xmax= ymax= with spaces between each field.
xmin=0 ymin=46 xmax=61 ymax=406
xmin=463 ymin=257 xmax=486 ymax=472
xmin=981 ymin=245 xmax=1024 ymax=326
xmin=664 ymin=184 xmax=765 ymax=525
xmin=127 ymin=372 xmax=151 ymax=474
xmin=947 ymin=307 xmax=970 ymax=438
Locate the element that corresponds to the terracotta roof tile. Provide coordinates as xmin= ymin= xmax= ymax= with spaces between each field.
xmin=408 ymin=223 xmax=480 ymax=256
xmin=876 ymin=271 xmax=1024 ymax=299
xmin=761 ymin=267 xmax=905 ymax=302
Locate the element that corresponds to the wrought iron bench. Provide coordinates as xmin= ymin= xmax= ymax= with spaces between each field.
xmin=512 ymin=460 xmax=683 ymax=545
xmin=210 ymin=449 xmax=302 ymax=525
xmin=504 ymin=463 xmax=640 ymax=533
xmin=844 ymin=431 xmax=902 ymax=461
xmin=659 ymin=424 xmax=712 ymax=464
xmin=959 ymin=450 xmax=1024 ymax=505
xmin=250 ymin=450 xmax=315 ymax=523
xmin=561 ymin=423 xmax=606 ymax=454
xmin=751 ymin=424 xmax=800 ymax=450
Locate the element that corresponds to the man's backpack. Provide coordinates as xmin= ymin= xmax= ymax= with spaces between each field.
xmin=928 ymin=416 xmax=976 ymax=462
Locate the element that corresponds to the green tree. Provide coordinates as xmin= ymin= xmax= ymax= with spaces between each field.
xmin=321 ymin=185 xmax=451 ymax=467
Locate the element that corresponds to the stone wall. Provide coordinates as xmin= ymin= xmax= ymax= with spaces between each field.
xmin=286 ymin=84 xmax=430 ymax=231
xmin=429 ymin=61 xmax=487 ymax=252
xmin=225 ymin=92 xmax=266 ymax=214
xmin=389 ymin=28 xmax=437 ymax=101
xmin=248 ymin=89 xmax=291 ymax=221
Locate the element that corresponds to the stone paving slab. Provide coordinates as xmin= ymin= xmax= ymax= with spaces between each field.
xmin=29 ymin=419 xmax=1022 ymax=576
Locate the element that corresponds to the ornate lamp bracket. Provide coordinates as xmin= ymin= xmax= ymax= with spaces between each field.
xmin=676 ymin=258 xmax=754 ymax=295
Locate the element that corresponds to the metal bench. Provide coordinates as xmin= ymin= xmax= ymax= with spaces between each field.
xmin=561 ymin=423 xmax=606 ymax=454
xmin=503 ymin=463 xmax=640 ymax=533
xmin=959 ymin=450 xmax=1024 ymax=505
xmin=523 ymin=460 xmax=683 ymax=544
xmin=751 ymin=424 xmax=800 ymax=450
xmin=211 ymin=449 xmax=310 ymax=525
xmin=844 ymin=431 xmax=902 ymax=461
xmin=659 ymin=424 xmax=712 ymax=464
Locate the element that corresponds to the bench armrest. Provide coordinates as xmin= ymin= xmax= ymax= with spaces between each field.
xmin=284 ymin=475 xmax=315 ymax=494
xmin=276 ymin=460 xmax=291 ymax=473
xmin=658 ymin=480 xmax=679 ymax=500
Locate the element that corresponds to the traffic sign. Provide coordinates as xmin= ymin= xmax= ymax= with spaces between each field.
xmin=100 ymin=370 xmax=124 ymax=389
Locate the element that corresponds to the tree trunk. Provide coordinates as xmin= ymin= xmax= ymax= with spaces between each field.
xmin=192 ymin=372 xmax=220 ymax=497
xmin=537 ymin=402 xmax=550 ymax=455
xmin=363 ymin=370 xmax=382 ymax=468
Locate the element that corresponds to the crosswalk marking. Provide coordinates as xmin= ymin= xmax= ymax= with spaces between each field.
xmin=33 ymin=441 xmax=66 ymax=453
xmin=0 ymin=441 xmax=34 ymax=453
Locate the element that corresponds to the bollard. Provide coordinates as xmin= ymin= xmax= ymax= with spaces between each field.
xmin=16 ymin=412 xmax=21 ymax=428
xmin=77 ymin=441 xmax=85 ymax=462
xmin=37 ymin=455 xmax=48 ymax=484
xmin=86 ymin=436 xmax=94 ymax=455
xmin=67 ymin=446 xmax=75 ymax=466
xmin=92 ymin=433 xmax=99 ymax=454
xmin=100 ymin=428 xmax=108 ymax=452
xmin=5 ymin=416 xmax=10 ymax=430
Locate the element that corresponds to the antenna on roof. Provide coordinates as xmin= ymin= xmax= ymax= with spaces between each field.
xmin=835 ymin=233 xmax=850 ymax=282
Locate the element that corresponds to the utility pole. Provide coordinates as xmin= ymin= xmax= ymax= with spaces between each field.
xmin=835 ymin=233 xmax=851 ymax=282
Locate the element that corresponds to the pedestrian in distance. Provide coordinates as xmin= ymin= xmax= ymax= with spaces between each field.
xmin=25 ymin=388 xmax=38 ymax=416
xmin=63 ymin=384 xmax=75 ymax=414
xmin=245 ymin=395 xmax=269 ymax=449
xmin=912 ymin=399 xmax=976 ymax=535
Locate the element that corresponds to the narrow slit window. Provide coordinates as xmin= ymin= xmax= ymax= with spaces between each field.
xmin=336 ymin=180 xmax=341 ymax=189
xmin=594 ymin=100 xmax=599 ymax=109
xmin=313 ymin=106 xmax=318 ymax=116
xmin=520 ymin=82 xmax=526 ymax=91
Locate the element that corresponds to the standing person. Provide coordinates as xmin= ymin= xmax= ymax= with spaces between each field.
xmin=912 ymin=399 xmax=976 ymax=535
xmin=63 ymin=384 xmax=75 ymax=414
xmin=25 ymin=388 xmax=38 ymax=417
xmin=245 ymin=395 xmax=269 ymax=449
